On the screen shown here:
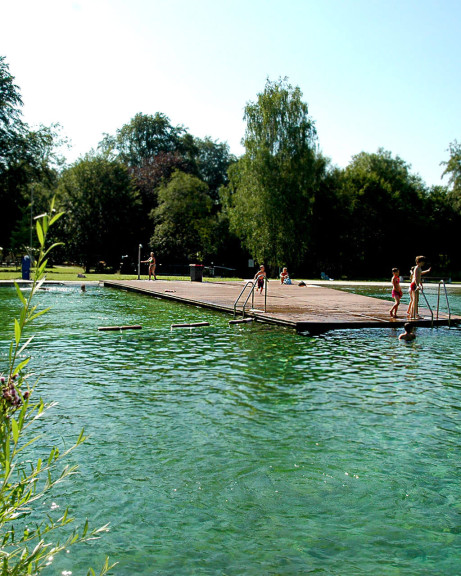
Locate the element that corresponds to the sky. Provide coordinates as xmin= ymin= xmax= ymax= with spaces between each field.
xmin=2 ymin=0 xmax=460 ymax=187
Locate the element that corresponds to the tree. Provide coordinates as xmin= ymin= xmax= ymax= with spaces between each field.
xmin=57 ymin=155 xmax=141 ymax=271
xmin=127 ymin=151 xmax=191 ymax=249
xmin=441 ymin=140 xmax=461 ymax=193
xmin=98 ymin=112 xmax=185 ymax=167
xmin=151 ymin=171 xmax=214 ymax=262
xmin=227 ymin=78 xmax=319 ymax=272
xmin=193 ymin=137 xmax=236 ymax=205
xmin=0 ymin=55 xmax=27 ymax=173
xmin=309 ymin=160 xmax=349 ymax=277
xmin=338 ymin=149 xmax=427 ymax=276
xmin=0 ymin=57 xmax=67 ymax=252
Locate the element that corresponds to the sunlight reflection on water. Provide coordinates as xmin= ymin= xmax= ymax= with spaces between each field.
xmin=1 ymin=284 xmax=461 ymax=575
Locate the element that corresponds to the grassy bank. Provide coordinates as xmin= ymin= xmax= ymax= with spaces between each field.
xmin=1 ymin=265 xmax=458 ymax=285
xmin=0 ymin=265 xmax=239 ymax=282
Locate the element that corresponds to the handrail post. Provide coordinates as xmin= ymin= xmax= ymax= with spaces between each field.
xmin=436 ymin=282 xmax=441 ymax=321
xmin=420 ymin=288 xmax=433 ymax=327
xmin=242 ymin=280 xmax=257 ymax=317
xmin=438 ymin=279 xmax=451 ymax=327
xmin=234 ymin=280 xmax=257 ymax=319
xmin=264 ymin=277 xmax=267 ymax=312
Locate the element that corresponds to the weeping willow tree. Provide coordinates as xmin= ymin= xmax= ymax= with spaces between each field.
xmin=227 ymin=77 xmax=321 ymax=271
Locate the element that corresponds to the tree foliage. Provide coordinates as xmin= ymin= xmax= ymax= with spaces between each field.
xmin=151 ymin=171 xmax=214 ymax=262
xmin=441 ymin=140 xmax=461 ymax=193
xmin=98 ymin=112 xmax=185 ymax=167
xmin=2 ymin=55 xmax=461 ymax=279
xmin=193 ymin=137 xmax=235 ymax=204
xmin=227 ymin=78 xmax=320 ymax=271
xmin=0 ymin=57 xmax=67 ymax=252
xmin=336 ymin=149 xmax=427 ymax=276
xmin=57 ymin=155 xmax=141 ymax=271
xmin=0 ymin=56 xmax=27 ymax=174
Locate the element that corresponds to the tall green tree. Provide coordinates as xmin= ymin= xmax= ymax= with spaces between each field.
xmin=151 ymin=171 xmax=214 ymax=262
xmin=309 ymin=161 xmax=348 ymax=277
xmin=338 ymin=149 xmax=427 ymax=276
xmin=194 ymin=137 xmax=236 ymax=205
xmin=0 ymin=57 xmax=66 ymax=252
xmin=98 ymin=112 xmax=185 ymax=167
xmin=0 ymin=56 xmax=27 ymax=172
xmin=57 ymin=155 xmax=141 ymax=271
xmin=441 ymin=140 xmax=461 ymax=193
xmin=227 ymin=78 xmax=319 ymax=271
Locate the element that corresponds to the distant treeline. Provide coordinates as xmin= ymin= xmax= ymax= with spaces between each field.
xmin=1 ymin=58 xmax=460 ymax=279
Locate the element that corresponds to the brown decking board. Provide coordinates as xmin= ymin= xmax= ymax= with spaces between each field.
xmin=102 ymin=280 xmax=459 ymax=334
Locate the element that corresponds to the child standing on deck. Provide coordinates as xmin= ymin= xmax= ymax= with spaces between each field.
xmin=406 ymin=266 xmax=416 ymax=316
xmin=389 ymin=268 xmax=403 ymax=317
xmin=254 ymin=265 xmax=266 ymax=294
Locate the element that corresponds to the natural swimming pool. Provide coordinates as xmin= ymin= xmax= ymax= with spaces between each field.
xmin=1 ymin=284 xmax=461 ymax=575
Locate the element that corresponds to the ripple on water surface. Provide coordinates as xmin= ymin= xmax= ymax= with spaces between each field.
xmin=1 ymin=285 xmax=461 ymax=575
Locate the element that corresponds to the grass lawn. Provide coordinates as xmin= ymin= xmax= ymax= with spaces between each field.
xmin=3 ymin=265 xmax=456 ymax=284
xmin=0 ymin=265 xmax=242 ymax=282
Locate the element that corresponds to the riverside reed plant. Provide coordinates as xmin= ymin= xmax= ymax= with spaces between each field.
xmin=0 ymin=199 xmax=115 ymax=575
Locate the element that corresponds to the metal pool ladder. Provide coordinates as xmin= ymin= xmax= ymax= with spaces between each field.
xmin=436 ymin=279 xmax=451 ymax=326
xmin=233 ymin=279 xmax=267 ymax=318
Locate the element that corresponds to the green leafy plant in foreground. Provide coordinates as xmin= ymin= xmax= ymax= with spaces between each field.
xmin=0 ymin=199 xmax=115 ymax=575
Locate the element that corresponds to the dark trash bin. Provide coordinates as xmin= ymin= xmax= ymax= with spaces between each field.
xmin=21 ymin=255 xmax=31 ymax=280
xmin=190 ymin=264 xmax=204 ymax=282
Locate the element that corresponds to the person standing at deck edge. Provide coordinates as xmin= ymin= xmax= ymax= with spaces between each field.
xmin=389 ymin=267 xmax=403 ymax=317
xmin=141 ymin=252 xmax=157 ymax=280
xmin=408 ymin=256 xmax=431 ymax=318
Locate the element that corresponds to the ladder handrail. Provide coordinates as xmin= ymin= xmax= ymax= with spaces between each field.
xmin=242 ymin=282 xmax=257 ymax=317
xmin=418 ymin=287 xmax=433 ymax=327
xmin=233 ymin=280 xmax=256 ymax=318
xmin=233 ymin=278 xmax=268 ymax=318
xmin=242 ymin=277 xmax=267 ymax=317
xmin=436 ymin=279 xmax=451 ymax=326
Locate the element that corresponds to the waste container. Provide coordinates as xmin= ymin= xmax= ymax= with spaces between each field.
xmin=21 ymin=255 xmax=31 ymax=280
xmin=190 ymin=264 xmax=204 ymax=282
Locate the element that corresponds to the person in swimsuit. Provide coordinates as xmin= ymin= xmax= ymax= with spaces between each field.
xmin=407 ymin=256 xmax=431 ymax=318
xmin=399 ymin=322 xmax=416 ymax=341
xmin=406 ymin=266 xmax=416 ymax=316
xmin=389 ymin=267 xmax=403 ymax=317
xmin=280 ymin=267 xmax=289 ymax=284
xmin=254 ymin=265 xmax=266 ymax=294
xmin=141 ymin=252 xmax=157 ymax=280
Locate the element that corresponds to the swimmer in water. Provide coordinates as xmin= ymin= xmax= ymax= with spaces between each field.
xmin=399 ymin=322 xmax=416 ymax=341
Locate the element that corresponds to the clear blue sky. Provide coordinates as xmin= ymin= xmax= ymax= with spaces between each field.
xmin=2 ymin=0 xmax=460 ymax=186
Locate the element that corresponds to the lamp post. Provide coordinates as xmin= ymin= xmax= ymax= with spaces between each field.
xmin=137 ymin=244 xmax=142 ymax=280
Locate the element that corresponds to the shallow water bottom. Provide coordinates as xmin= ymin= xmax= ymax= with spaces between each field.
xmin=1 ymin=285 xmax=461 ymax=575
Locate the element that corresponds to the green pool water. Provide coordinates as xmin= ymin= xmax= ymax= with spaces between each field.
xmin=1 ymin=284 xmax=461 ymax=575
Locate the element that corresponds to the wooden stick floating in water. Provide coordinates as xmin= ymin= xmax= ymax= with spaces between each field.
xmin=170 ymin=322 xmax=210 ymax=328
xmin=98 ymin=325 xmax=142 ymax=331
xmin=229 ymin=318 xmax=255 ymax=325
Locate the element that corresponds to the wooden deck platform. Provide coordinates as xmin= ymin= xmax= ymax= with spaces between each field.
xmin=102 ymin=279 xmax=460 ymax=334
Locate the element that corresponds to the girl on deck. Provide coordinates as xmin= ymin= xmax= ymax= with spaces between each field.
xmin=389 ymin=267 xmax=403 ymax=317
